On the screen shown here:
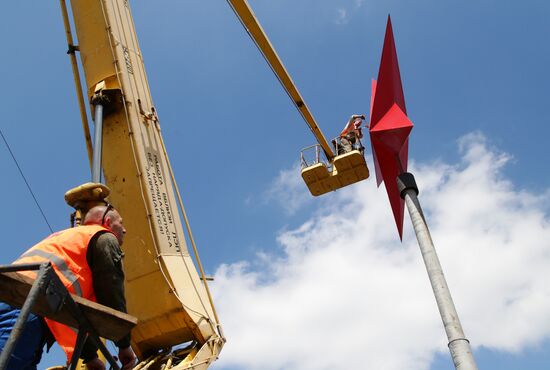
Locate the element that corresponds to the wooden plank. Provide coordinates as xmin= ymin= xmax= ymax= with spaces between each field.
xmin=0 ymin=271 xmax=137 ymax=341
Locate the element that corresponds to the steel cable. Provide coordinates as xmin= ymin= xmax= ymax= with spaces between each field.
xmin=0 ymin=128 xmax=53 ymax=233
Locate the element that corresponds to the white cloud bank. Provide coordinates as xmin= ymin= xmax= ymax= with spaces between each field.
xmin=212 ymin=132 xmax=550 ymax=370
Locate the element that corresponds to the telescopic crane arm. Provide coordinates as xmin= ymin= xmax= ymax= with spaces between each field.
xmin=60 ymin=1 xmax=224 ymax=368
xmin=227 ymin=0 xmax=335 ymax=161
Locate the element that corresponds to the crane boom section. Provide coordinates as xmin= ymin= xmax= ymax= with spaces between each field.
xmin=67 ymin=0 xmax=223 ymax=364
xmin=227 ymin=0 xmax=335 ymax=160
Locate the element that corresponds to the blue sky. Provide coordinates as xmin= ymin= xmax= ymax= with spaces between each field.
xmin=1 ymin=1 xmax=549 ymax=369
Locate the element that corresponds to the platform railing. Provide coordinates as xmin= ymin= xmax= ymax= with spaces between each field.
xmin=300 ymin=144 xmax=327 ymax=169
xmin=300 ymin=136 xmax=365 ymax=169
xmin=333 ymin=135 xmax=365 ymax=155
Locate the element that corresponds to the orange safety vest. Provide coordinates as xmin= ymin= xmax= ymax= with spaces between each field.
xmin=340 ymin=117 xmax=363 ymax=137
xmin=15 ymin=225 xmax=112 ymax=362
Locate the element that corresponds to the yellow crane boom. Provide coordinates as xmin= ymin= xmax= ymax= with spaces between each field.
xmin=60 ymin=0 xmax=224 ymax=367
xmin=227 ymin=0 xmax=335 ymax=160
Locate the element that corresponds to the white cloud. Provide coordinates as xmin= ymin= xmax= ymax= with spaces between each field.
xmin=355 ymin=0 xmax=366 ymax=8
xmin=264 ymin=162 xmax=312 ymax=215
xmin=335 ymin=0 xmax=366 ymax=25
xmin=335 ymin=8 xmax=349 ymax=25
xmin=212 ymin=132 xmax=550 ymax=370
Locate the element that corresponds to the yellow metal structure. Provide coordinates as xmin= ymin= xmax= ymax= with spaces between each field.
xmin=227 ymin=0 xmax=334 ymax=160
xmin=62 ymin=0 xmax=224 ymax=367
xmin=57 ymin=0 xmax=369 ymax=367
xmin=301 ymin=150 xmax=370 ymax=196
xmin=227 ymin=0 xmax=370 ymax=193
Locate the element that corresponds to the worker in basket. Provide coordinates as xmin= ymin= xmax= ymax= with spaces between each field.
xmin=0 ymin=204 xmax=136 ymax=370
xmin=338 ymin=114 xmax=367 ymax=155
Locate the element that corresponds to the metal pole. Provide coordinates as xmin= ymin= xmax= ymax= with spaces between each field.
xmin=59 ymin=0 xmax=94 ymax=169
xmin=0 ymin=263 xmax=43 ymax=273
xmin=316 ymin=145 xmax=320 ymax=164
xmin=68 ymin=330 xmax=88 ymax=370
xmin=92 ymin=103 xmax=104 ymax=183
xmin=0 ymin=264 xmax=47 ymax=370
xmin=397 ymin=173 xmax=478 ymax=370
xmin=87 ymin=335 xmax=121 ymax=370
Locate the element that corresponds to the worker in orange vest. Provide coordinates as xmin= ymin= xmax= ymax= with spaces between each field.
xmin=0 ymin=204 xmax=136 ymax=370
xmin=339 ymin=114 xmax=367 ymax=154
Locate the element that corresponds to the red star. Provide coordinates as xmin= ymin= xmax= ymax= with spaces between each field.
xmin=369 ymin=16 xmax=414 ymax=240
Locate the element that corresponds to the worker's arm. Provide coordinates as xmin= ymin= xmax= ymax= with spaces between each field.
xmin=81 ymin=232 xmax=131 ymax=363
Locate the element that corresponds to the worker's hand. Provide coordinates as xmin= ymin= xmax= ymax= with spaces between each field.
xmin=118 ymin=346 xmax=137 ymax=370
xmin=85 ymin=357 xmax=106 ymax=370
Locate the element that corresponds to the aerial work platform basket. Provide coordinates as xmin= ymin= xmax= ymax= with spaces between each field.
xmin=300 ymin=139 xmax=370 ymax=196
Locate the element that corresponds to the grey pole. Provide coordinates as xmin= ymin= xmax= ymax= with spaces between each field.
xmin=397 ymin=173 xmax=478 ymax=370
xmin=91 ymin=103 xmax=104 ymax=183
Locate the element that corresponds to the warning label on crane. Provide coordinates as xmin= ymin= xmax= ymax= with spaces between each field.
xmin=145 ymin=151 xmax=181 ymax=254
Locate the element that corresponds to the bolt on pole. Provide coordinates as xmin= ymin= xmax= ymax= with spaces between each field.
xmin=397 ymin=173 xmax=478 ymax=370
